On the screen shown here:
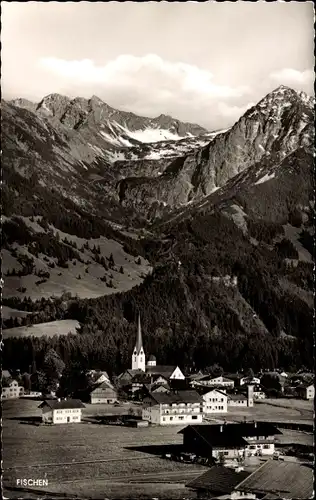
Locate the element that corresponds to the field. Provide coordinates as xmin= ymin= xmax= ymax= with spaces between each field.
xmin=2 ymin=398 xmax=313 ymax=499
xmin=2 ymin=319 xmax=80 ymax=339
xmin=226 ymin=398 xmax=314 ymax=424
xmin=3 ymin=217 xmax=152 ymax=301
xmin=2 ymin=399 xmax=205 ymax=499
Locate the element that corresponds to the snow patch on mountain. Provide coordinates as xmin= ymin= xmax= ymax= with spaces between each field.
xmin=255 ymin=172 xmax=276 ymax=185
xmin=126 ymin=127 xmax=185 ymax=143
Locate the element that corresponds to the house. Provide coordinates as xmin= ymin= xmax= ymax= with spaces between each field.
xmin=116 ymin=368 xmax=145 ymax=387
xmin=89 ymin=382 xmax=118 ymax=404
xmin=86 ymin=369 xmax=111 ymax=386
xmin=142 ymin=390 xmax=203 ymax=425
xmin=253 ymin=385 xmax=266 ymax=400
xmin=186 ymin=465 xmax=250 ymax=499
xmin=191 ymin=375 xmax=235 ymax=388
xmin=39 ymin=399 xmax=85 ymax=424
xmin=240 ymin=376 xmax=261 ymax=386
xmin=2 ymin=370 xmax=12 ymax=379
xmin=200 ymin=388 xmax=228 ymax=414
xmin=2 ymin=379 xmax=24 ymax=399
xmin=227 ymin=386 xmax=254 ymax=407
xmin=234 ymin=460 xmax=314 ymax=499
xmin=146 ymin=365 xmax=185 ymax=380
xmin=296 ymin=383 xmax=314 ymax=400
xmin=179 ymin=422 xmax=282 ymax=459
xmin=179 ymin=424 xmax=248 ymax=460
xmin=228 ymin=394 xmax=248 ymax=407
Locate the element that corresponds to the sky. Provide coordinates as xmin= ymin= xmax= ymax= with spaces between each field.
xmin=1 ymin=2 xmax=314 ymax=130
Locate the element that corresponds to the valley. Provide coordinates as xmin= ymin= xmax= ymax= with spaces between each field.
xmin=2 ymin=85 xmax=314 ymax=375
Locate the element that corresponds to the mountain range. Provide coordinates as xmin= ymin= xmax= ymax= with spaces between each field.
xmin=2 ymin=85 xmax=314 ymax=375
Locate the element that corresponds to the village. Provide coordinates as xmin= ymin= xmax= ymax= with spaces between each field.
xmin=2 ymin=316 xmax=314 ymax=499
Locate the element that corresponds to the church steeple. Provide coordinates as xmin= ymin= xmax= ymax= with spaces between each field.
xmin=132 ymin=313 xmax=146 ymax=371
xmin=135 ymin=313 xmax=143 ymax=354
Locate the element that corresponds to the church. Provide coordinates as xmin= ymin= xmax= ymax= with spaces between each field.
xmin=117 ymin=315 xmax=185 ymax=385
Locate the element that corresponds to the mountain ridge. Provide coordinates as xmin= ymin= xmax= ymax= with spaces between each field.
xmin=2 ymin=84 xmax=314 ymax=375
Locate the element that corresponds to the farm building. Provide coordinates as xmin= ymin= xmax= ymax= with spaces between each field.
xmin=191 ymin=375 xmax=235 ymax=388
xmin=142 ymin=390 xmax=203 ymax=425
xmin=179 ymin=422 xmax=282 ymax=459
xmin=296 ymin=383 xmax=314 ymax=400
xmin=200 ymin=388 xmax=228 ymax=414
xmin=2 ymin=379 xmax=24 ymax=399
xmin=39 ymin=399 xmax=85 ymax=424
xmin=186 ymin=465 xmax=250 ymax=499
xmin=227 ymin=394 xmax=248 ymax=407
xmin=234 ymin=460 xmax=314 ymax=499
xmin=89 ymin=382 xmax=118 ymax=404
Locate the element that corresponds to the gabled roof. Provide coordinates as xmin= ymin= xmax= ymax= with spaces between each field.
xmin=146 ymin=390 xmax=202 ymax=405
xmin=2 ymin=370 xmax=12 ymax=379
xmin=235 ymin=460 xmax=314 ymax=499
xmin=197 ymin=386 xmax=228 ymax=397
xmin=187 ymin=466 xmax=250 ymax=493
xmin=296 ymin=382 xmax=314 ymax=390
xmin=179 ymin=423 xmax=282 ymax=442
xmin=38 ymin=399 xmax=85 ymax=410
xmin=89 ymin=382 xmax=117 ymax=395
xmin=146 ymin=365 xmax=180 ymax=378
xmin=117 ymin=369 xmax=144 ymax=380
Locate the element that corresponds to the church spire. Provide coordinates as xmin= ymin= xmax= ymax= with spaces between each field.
xmin=132 ymin=313 xmax=145 ymax=371
xmin=135 ymin=313 xmax=143 ymax=354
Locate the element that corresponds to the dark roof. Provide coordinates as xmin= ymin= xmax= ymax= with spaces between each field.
xmin=146 ymin=390 xmax=202 ymax=405
xmin=39 ymin=399 xmax=85 ymax=410
xmin=148 ymin=354 xmax=156 ymax=361
xmin=296 ymin=383 xmax=314 ymax=390
xmin=187 ymin=466 xmax=250 ymax=493
xmin=146 ymin=365 xmax=179 ymax=377
xmin=179 ymin=423 xmax=282 ymax=444
xmin=235 ymin=460 xmax=314 ymax=499
xmin=196 ymin=386 xmax=227 ymax=397
xmin=117 ymin=369 xmax=144 ymax=380
xmin=178 ymin=425 xmax=248 ymax=448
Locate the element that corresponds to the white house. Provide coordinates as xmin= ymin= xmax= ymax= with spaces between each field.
xmin=142 ymin=390 xmax=203 ymax=425
xmin=296 ymin=384 xmax=314 ymax=401
xmin=202 ymin=389 xmax=228 ymax=414
xmin=2 ymin=379 xmax=24 ymax=399
xmin=192 ymin=375 xmax=234 ymax=388
xmin=39 ymin=399 xmax=85 ymax=424
xmin=227 ymin=394 xmax=248 ymax=407
xmin=240 ymin=377 xmax=261 ymax=386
